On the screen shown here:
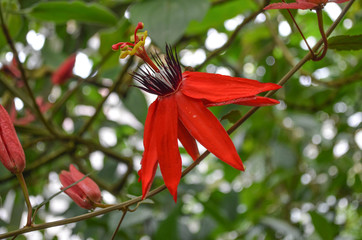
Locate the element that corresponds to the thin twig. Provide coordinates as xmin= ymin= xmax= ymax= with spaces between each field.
xmin=32 ymin=173 xmax=93 ymax=222
xmin=60 ymin=135 xmax=132 ymax=164
xmin=77 ymin=56 xmax=134 ymax=136
xmin=280 ymin=0 xmax=316 ymax=58
xmin=50 ymin=50 xmax=113 ymax=118
xmin=195 ymin=0 xmax=271 ymax=71
xmin=0 ymin=76 xmax=33 ymax=110
xmin=111 ymin=209 xmax=128 ymax=240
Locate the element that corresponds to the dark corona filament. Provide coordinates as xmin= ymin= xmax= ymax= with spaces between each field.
xmin=132 ymin=45 xmax=182 ymax=96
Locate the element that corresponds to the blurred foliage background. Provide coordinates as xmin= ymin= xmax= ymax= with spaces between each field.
xmin=0 ymin=0 xmax=361 ymax=239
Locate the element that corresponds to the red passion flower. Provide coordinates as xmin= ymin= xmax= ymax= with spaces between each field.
xmin=264 ymin=0 xmax=350 ymax=10
xmin=113 ymin=23 xmax=281 ymax=201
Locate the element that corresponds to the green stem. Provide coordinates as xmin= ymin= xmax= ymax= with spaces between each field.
xmin=281 ymin=0 xmax=316 ymax=58
xmin=111 ymin=209 xmax=128 ymax=240
xmin=312 ymin=7 xmax=328 ymax=61
xmin=15 ymin=173 xmax=32 ymax=227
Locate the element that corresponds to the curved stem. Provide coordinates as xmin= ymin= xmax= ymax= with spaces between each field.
xmin=16 ymin=173 xmax=33 ymax=227
xmin=281 ymin=0 xmax=316 ymax=59
xmin=313 ymin=8 xmax=328 ymax=61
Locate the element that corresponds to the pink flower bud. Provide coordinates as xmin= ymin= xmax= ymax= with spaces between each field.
xmin=10 ymin=97 xmax=52 ymax=125
xmin=0 ymin=104 xmax=25 ymax=174
xmin=52 ymin=54 xmax=76 ymax=85
xmin=59 ymin=164 xmax=102 ymax=210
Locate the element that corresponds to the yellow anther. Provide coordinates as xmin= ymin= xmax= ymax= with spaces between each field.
xmin=119 ymin=31 xmax=148 ymax=59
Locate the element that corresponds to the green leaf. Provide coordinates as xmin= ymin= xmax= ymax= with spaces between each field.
xmin=116 ymin=207 xmax=154 ymax=229
xmin=99 ymin=20 xmax=129 ymax=69
xmin=221 ymin=110 xmax=242 ymax=124
xmin=0 ymin=0 xmax=22 ymax=49
xmin=154 ymin=207 xmax=180 ymax=240
xmin=328 ymin=34 xmax=362 ymax=51
xmin=261 ymin=217 xmax=302 ymax=238
xmin=270 ymin=142 xmax=297 ymax=169
xmin=129 ymin=0 xmax=209 ymax=47
xmin=123 ymin=87 xmax=148 ymax=124
xmin=28 ymin=1 xmax=117 ymax=26
xmin=186 ymin=0 xmax=257 ymax=34
xmin=309 ymin=211 xmax=338 ymax=240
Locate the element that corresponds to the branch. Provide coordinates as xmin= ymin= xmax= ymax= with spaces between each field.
xmin=50 ymin=50 xmax=113 ymax=119
xmin=61 ymin=136 xmax=132 ymax=164
xmin=312 ymin=73 xmax=362 ymax=87
xmin=0 ymin=5 xmax=57 ymax=136
xmin=77 ymin=56 xmax=134 ymax=136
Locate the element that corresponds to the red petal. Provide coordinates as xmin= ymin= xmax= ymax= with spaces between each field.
xmin=330 ymin=0 xmax=350 ymax=3
xmin=178 ymin=120 xmax=200 ymax=160
xmin=69 ymin=164 xmax=101 ymax=203
xmin=59 ymin=170 xmax=84 ymax=196
xmin=264 ymin=2 xmax=317 ymax=9
xmin=154 ymin=96 xmax=181 ymax=202
xmin=181 ymin=71 xmax=281 ymax=105
xmin=176 ymin=92 xmax=244 ymax=171
xmin=205 ymin=96 xmax=280 ymax=107
xmin=140 ymin=100 xmax=159 ymax=199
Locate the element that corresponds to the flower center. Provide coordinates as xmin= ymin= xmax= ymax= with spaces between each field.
xmin=132 ymin=45 xmax=182 ymax=96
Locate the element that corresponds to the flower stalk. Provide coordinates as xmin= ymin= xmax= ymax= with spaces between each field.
xmin=265 ymin=0 xmax=350 ymax=61
xmin=16 ymin=173 xmax=33 ymax=226
xmin=281 ymin=0 xmax=317 ymax=59
xmin=313 ymin=7 xmax=328 ymax=60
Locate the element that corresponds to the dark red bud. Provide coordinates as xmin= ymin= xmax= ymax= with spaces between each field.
xmin=52 ymin=54 xmax=76 ymax=85
xmin=0 ymin=105 xmax=25 ymax=174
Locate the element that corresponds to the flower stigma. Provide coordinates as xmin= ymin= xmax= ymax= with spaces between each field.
xmin=112 ymin=22 xmax=159 ymax=72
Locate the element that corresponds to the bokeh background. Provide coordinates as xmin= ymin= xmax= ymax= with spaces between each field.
xmin=0 ymin=0 xmax=361 ymax=239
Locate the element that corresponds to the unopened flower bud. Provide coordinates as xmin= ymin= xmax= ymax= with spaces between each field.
xmin=59 ymin=164 xmax=102 ymax=210
xmin=52 ymin=54 xmax=76 ymax=85
xmin=0 ymin=104 xmax=25 ymax=174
